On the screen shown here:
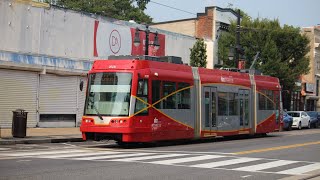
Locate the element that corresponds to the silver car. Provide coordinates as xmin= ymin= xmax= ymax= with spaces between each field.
xmin=287 ymin=111 xmax=311 ymax=129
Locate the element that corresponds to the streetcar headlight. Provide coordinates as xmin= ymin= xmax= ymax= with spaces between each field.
xmin=82 ymin=118 xmax=94 ymax=124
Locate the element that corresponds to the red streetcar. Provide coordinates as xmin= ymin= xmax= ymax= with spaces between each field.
xmin=80 ymin=56 xmax=282 ymax=143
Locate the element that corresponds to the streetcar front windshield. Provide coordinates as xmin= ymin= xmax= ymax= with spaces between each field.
xmin=84 ymin=72 xmax=132 ymax=116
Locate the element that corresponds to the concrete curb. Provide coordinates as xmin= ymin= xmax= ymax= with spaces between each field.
xmin=0 ymin=137 xmax=83 ymax=145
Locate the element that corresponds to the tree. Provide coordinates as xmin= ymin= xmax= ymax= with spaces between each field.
xmin=190 ymin=38 xmax=207 ymax=67
xmin=218 ymin=12 xmax=310 ymax=110
xmin=55 ymin=0 xmax=152 ymax=24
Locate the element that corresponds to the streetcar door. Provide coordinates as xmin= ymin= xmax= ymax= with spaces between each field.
xmin=239 ymin=89 xmax=250 ymax=129
xmin=203 ymin=87 xmax=217 ymax=135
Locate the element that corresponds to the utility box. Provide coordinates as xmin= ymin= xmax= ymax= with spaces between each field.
xmin=12 ymin=109 xmax=28 ymax=138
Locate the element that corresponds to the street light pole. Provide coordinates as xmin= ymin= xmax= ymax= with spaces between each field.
xmin=145 ymin=25 xmax=150 ymax=56
xmin=134 ymin=25 xmax=160 ymax=56
xmin=235 ymin=9 xmax=241 ymax=68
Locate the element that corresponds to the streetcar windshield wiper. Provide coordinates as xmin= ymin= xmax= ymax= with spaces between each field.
xmin=89 ymin=93 xmax=103 ymax=120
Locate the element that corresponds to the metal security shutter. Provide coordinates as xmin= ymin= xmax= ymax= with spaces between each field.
xmin=38 ymin=74 xmax=77 ymax=127
xmin=0 ymin=69 xmax=38 ymax=128
xmin=76 ymin=76 xmax=87 ymax=127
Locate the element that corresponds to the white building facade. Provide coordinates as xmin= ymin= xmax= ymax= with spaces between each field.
xmin=0 ymin=0 xmax=197 ymax=128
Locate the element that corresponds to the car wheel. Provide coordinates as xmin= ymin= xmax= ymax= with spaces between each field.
xmin=288 ymin=126 xmax=292 ymax=131
xmin=308 ymin=121 xmax=311 ymax=129
xmin=298 ymin=122 xmax=302 ymax=130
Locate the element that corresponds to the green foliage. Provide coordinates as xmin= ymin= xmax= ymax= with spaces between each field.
xmin=190 ymin=39 xmax=207 ymax=67
xmin=55 ymin=0 xmax=152 ymax=24
xmin=218 ymin=16 xmax=310 ymax=93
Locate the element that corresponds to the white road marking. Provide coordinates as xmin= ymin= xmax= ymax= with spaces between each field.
xmin=276 ymin=163 xmax=320 ymax=175
xmin=110 ymin=154 xmax=188 ymax=162
xmin=41 ymin=151 xmax=124 ymax=158
xmin=119 ymin=149 xmax=235 ymax=155
xmin=190 ymin=157 xmax=261 ymax=168
xmin=241 ymin=175 xmax=252 ymax=178
xmin=234 ymin=160 xmax=298 ymax=171
xmin=0 ymin=148 xmax=10 ymax=150
xmin=17 ymin=160 xmax=31 ymax=162
xmin=1 ymin=149 xmax=89 ymax=157
xmin=74 ymin=153 xmax=154 ymax=161
xmin=3 ymin=147 xmax=320 ymax=176
xmin=150 ymin=155 xmax=224 ymax=165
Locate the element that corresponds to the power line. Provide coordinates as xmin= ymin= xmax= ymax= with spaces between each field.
xmin=148 ymin=1 xmax=299 ymax=34
xmin=149 ymin=0 xmax=196 ymax=16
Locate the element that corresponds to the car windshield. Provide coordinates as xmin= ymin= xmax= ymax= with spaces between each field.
xmin=84 ymin=72 xmax=132 ymax=116
xmin=307 ymin=112 xmax=317 ymax=117
xmin=287 ymin=112 xmax=300 ymax=117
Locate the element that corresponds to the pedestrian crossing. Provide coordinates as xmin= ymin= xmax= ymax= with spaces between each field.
xmin=1 ymin=148 xmax=319 ymax=176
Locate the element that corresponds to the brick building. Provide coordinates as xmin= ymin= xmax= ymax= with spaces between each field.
xmin=151 ymin=6 xmax=239 ymax=69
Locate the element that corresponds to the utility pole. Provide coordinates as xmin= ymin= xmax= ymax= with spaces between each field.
xmin=235 ymin=9 xmax=241 ymax=68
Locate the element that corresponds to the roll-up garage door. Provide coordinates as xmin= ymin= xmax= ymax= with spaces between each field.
xmin=0 ymin=69 xmax=38 ymax=128
xmin=38 ymin=74 xmax=78 ymax=127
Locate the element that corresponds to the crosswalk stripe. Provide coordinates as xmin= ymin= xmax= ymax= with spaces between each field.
xmin=276 ymin=163 xmax=320 ymax=175
xmin=2 ymin=149 xmax=89 ymax=157
xmin=42 ymin=151 xmax=124 ymax=158
xmin=190 ymin=157 xmax=261 ymax=168
xmin=3 ymin=147 xmax=319 ymax=176
xmin=110 ymin=154 xmax=188 ymax=162
xmin=233 ymin=160 xmax=298 ymax=171
xmin=73 ymin=153 xmax=155 ymax=161
xmin=150 ymin=155 xmax=225 ymax=165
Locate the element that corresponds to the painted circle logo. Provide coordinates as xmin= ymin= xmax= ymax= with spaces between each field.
xmin=109 ymin=30 xmax=121 ymax=54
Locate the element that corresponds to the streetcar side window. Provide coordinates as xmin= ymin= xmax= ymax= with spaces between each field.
xmin=259 ymin=90 xmax=275 ymax=110
xmin=177 ymin=83 xmax=191 ymax=109
xmin=163 ymin=81 xmax=176 ymax=109
xmin=229 ymin=92 xmax=238 ymax=115
xmin=266 ymin=90 xmax=274 ymax=110
xmin=218 ymin=92 xmax=238 ymax=116
xmin=218 ymin=92 xmax=228 ymax=115
xmin=134 ymin=79 xmax=148 ymax=115
xmin=259 ymin=91 xmax=267 ymax=110
xmin=152 ymin=80 xmax=161 ymax=108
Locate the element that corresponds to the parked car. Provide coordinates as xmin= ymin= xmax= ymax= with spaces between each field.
xmin=306 ymin=111 xmax=320 ymax=128
xmin=282 ymin=112 xmax=293 ymax=130
xmin=287 ymin=111 xmax=311 ymax=129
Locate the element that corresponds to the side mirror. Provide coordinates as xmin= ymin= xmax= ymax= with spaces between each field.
xmin=79 ymin=81 xmax=84 ymax=91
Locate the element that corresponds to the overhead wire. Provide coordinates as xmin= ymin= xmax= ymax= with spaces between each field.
xmin=149 ymin=0 xmax=196 ymax=16
xmin=148 ymin=0 xmax=303 ymax=34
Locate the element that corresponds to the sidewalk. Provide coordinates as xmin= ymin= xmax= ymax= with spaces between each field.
xmin=0 ymin=127 xmax=83 ymax=145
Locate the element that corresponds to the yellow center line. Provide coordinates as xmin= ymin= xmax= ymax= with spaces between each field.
xmin=233 ymin=141 xmax=320 ymax=155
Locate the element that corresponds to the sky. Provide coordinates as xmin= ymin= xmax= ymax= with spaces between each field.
xmin=145 ymin=0 xmax=320 ymax=28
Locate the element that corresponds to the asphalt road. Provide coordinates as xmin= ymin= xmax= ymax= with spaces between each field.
xmin=1 ymin=128 xmax=320 ymax=180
